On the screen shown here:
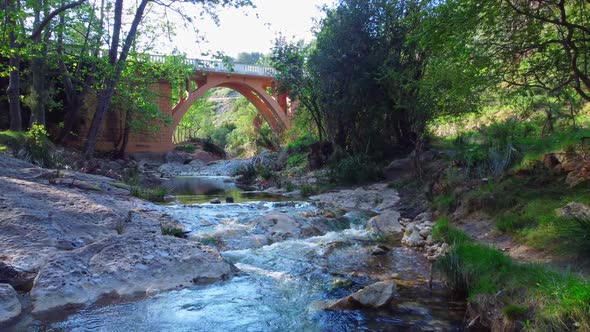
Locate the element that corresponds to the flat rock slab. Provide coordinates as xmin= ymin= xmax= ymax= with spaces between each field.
xmin=311 ymin=183 xmax=399 ymax=212
xmin=0 ymin=283 xmax=21 ymax=324
xmin=31 ymin=234 xmax=232 ymax=314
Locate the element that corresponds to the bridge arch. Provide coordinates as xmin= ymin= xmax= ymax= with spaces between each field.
xmin=171 ymin=72 xmax=291 ymax=138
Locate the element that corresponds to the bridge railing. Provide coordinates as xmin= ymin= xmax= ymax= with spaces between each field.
xmin=149 ymin=55 xmax=276 ymax=77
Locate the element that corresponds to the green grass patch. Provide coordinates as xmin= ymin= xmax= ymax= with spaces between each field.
xmin=432 ymin=216 xmax=472 ymax=244
xmin=435 ymin=222 xmax=590 ymax=330
xmin=131 ymin=186 xmax=168 ymax=202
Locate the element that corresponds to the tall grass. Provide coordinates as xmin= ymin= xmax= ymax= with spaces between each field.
xmin=434 ymin=219 xmax=590 ymax=330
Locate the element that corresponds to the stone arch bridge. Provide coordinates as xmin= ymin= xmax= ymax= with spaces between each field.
xmin=84 ymin=56 xmax=295 ymax=155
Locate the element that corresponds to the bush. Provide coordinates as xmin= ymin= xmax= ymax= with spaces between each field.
xmin=286 ymin=135 xmax=317 ymax=153
xmin=286 ymin=153 xmax=307 ymax=168
xmin=430 ymin=194 xmax=455 ymax=213
xmin=177 ymin=144 xmax=196 ymax=153
xmin=299 ymin=184 xmax=317 ymax=197
xmin=1 ymin=125 xmax=61 ymax=167
xmin=255 ymin=164 xmax=274 ymax=180
xmin=328 ymin=153 xmax=383 ymax=185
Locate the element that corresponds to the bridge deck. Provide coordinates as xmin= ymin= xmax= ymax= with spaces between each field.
xmin=149 ymin=55 xmax=276 ymax=77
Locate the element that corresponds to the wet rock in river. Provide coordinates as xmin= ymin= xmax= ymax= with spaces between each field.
xmin=0 ymin=283 xmax=21 ymax=324
xmin=367 ymin=210 xmax=403 ymax=240
xmin=328 ymin=280 xmax=397 ymax=310
xmin=30 ymin=234 xmax=233 ymax=315
xmin=252 ymin=212 xmax=302 ymax=242
xmin=210 ymin=198 xmax=221 ymax=204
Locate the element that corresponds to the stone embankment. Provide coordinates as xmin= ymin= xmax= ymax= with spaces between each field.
xmin=0 ymin=155 xmax=232 ymax=325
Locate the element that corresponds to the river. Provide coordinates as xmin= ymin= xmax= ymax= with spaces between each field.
xmin=32 ymin=176 xmax=464 ymax=331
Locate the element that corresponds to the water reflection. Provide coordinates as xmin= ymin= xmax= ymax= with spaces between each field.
xmin=165 ymin=176 xmax=295 ymax=204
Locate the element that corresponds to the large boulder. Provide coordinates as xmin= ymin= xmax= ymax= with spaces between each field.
xmin=311 ymin=183 xmax=400 ymax=212
xmin=0 ymin=284 xmax=21 ymax=324
xmin=165 ymin=151 xmax=186 ymax=164
xmin=367 ymin=210 xmax=403 ymax=240
xmin=329 ymin=280 xmax=397 ymax=310
xmin=31 ymin=234 xmax=233 ymax=314
xmin=252 ymin=212 xmax=302 ymax=243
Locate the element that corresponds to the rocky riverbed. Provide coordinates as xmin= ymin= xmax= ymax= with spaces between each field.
xmin=0 ymin=154 xmax=462 ymax=331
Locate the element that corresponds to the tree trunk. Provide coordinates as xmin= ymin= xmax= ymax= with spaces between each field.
xmin=6 ymin=0 xmax=21 ymax=131
xmin=30 ymin=3 xmax=48 ymax=126
xmin=117 ymin=109 xmax=133 ymax=158
xmin=83 ymin=0 xmax=148 ymax=158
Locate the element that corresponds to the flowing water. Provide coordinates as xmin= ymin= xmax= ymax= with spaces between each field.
xmin=33 ymin=176 xmax=465 ymax=331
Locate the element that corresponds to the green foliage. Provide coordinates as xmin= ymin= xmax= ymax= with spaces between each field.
xmin=131 ymin=187 xmax=168 ymax=203
xmin=161 ymin=227 xmax=186 ymax=238
xmin=177 ymin=144 xmax=196 ymax=153
xmin=121 ymin=167 xmax=141 ymax=186
xmin=286 ymin=153 xmax=307 ymax=168
xmin=299 ymin=184 xmax=317 ymax=197
xmin=286 ymin=135 xmax=317 ymax=153
xmin=0 ymin=126 xmax=62 ymax=167
xmin=255 ymin=164 xmax=274 ymax=180
xmin=436 ymin=229 xmax=590 ymax=330
xmin=327 ymin=153 xmax=383 ymax=185
xmin=430 ymin=194 xmax=455 ymax=213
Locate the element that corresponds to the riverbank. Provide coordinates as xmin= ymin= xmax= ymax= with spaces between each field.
xmin=388 ymin=147 xmax=590 ymax=330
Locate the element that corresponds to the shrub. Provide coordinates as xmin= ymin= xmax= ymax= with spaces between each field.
xmin=286 ymin=135 xmax=317 ymax=153
xmin=177 ymin=144 xmax=196 ymax=153
xmin=286 ymin=153 xmax=307 ymax=168
xmin=328 ymin=153 xmax=383 ymax=185
xmin=299 ymin=184 xmax=316 ymax=197
xmin=430 ymin=194 xmax=455 ymax=213
xmin=255 ymin=164 xmax=274 ymax=180
xmin=121 ymin=166 xmax=140 ymax=186
xmin=0 ymin=126 xmax=63 ymax=168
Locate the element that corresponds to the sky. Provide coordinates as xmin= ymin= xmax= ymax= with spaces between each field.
xmin=171 ymin=0 xmax=334 ymax=59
